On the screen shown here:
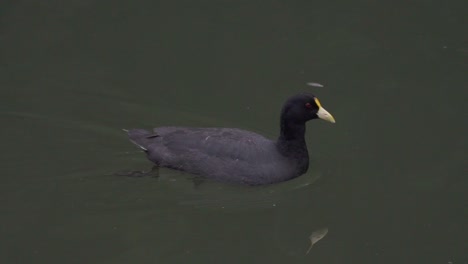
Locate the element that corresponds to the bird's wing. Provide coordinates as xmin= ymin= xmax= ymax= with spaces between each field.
xmin=154 ymin=127 xmax=278 ymax=162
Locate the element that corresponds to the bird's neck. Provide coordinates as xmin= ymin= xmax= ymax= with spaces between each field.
xmin=278 ymin=117 xmax=306 ymax=140
xmin=276 ymin=119 xmax=309 ymax=174
xmin=277 ymin=119 xmax=308 ymax=156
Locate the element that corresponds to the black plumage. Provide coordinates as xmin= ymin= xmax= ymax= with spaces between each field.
xmin=126 ymin=93 xmax=335 ymax=185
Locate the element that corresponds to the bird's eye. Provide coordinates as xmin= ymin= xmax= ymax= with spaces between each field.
xmin=305 ymin=102 xmax=313 ymax=109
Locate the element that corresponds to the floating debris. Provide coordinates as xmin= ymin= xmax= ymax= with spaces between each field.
xmin=307 ymin=82 xmax=324 ymax=88
xmin=306 ymin=227 xmax=328 ymax=254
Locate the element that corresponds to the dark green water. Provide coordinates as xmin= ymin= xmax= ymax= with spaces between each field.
xmin=1 ymin=1 xmax=466 ymax=263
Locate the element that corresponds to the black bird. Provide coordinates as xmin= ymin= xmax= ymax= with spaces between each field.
xmin=125 ymin=93 xmax=335 ymax=185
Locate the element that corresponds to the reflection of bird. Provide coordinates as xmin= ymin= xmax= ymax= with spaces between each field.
xmin=125 ymin=93 xmax=335 ymax=185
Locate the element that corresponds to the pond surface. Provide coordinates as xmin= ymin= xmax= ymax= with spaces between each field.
xmin=1 ymin=1 xmax=466 ymax=263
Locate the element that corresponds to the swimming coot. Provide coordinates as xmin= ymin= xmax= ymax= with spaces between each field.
xmin=126 ymin=93 xmax=335 ymax=185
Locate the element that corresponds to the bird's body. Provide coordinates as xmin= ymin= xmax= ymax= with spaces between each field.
xmin=127 ymin=127 xmax=308 ymax=185
xmin=125 ymin=93 xmax=335 ymax=185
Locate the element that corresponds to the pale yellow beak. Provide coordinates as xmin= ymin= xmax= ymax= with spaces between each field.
xmin=317 ymin=107 xmax=336 ymax=123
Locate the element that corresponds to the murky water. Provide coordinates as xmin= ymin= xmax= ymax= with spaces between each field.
xmin=1 ymin=1 xmax=466 ymax=263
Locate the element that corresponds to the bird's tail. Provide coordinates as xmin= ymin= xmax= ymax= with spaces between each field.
xmin=124 ymin=129 xmax=156 ymax=151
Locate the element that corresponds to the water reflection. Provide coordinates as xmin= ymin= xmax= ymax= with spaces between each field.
xmin=176 ymin=170 xmax=322 ymax=210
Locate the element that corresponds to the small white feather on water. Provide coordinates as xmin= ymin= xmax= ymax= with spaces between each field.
xmin=306 ymin=227 xmax=328 ymax=254
xmin=307 ymin=82 xmax=324 ymax=88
